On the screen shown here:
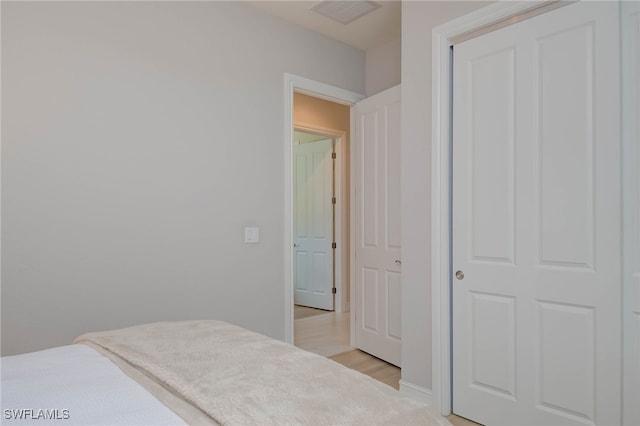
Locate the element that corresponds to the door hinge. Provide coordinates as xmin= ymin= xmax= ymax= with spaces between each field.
xmin=332 ymin=287 xmax=337 ymax=294
xmin=332 ymin=242 xmax=337 ymax=249
xmin=332 ymin=196 xmax=336 ymax=204
xmin=332 ymin=152 xmax=336 ymax=159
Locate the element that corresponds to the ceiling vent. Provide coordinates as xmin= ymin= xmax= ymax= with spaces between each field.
xmin=310 ymin=1 xmax=381 ymax=25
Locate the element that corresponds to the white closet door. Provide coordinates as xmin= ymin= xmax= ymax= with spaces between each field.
xmin=353 ymin=85 xmax=402 ymax=366
xmin=452 ymin=2 xmax=621 ymax=425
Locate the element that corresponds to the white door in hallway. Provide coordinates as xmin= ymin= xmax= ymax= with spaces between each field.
xmin=294 ymin=139 xmax=334 ymax=311
xmin=353 ymin=85 xmax=401 ymax=367
xmin=452 ymin=2 xmax=621 ymax=425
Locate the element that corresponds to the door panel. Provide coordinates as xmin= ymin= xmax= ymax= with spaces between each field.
xmin=469 ymin=47 xmax=515 ymax=264
xmin=537 ymin=23 xmax=594 ymax=268
xmin=354 ymin=85 xmax=401 ymax=366
xmin=294 ymin=139 xmax=334 ymax=310
xmin=469 ymin=292 xmax=516 ymax=399
xmin=537 ymin=302 xmax=595 ymax=420
xmin=452 ymin=2 xmax=621 ymax=424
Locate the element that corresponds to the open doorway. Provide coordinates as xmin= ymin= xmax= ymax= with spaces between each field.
xmin=283 ymin=75 xmax=364 ymax=347
xmin=284 ymin=76 xmax=404 ymax=390
xmin=291 ymin=93 xmax=352 ymax=357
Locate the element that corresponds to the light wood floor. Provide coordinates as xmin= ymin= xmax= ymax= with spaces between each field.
xmin=293 ymin=309 xmax=481 ymax=426
xmin=294 ymin=310 xmax=352 ymax=357
xmin=446 ymin=414 xmax=483 ymax=426
xmin=329 ymin=348 xmax=401 ymax=389
xmin=294 ymin=304 xmax=331 ymax=320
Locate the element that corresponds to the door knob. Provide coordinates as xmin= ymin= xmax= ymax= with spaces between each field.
xmin=293 ymin=243 xmax=298 ymax=247
xmin=455 ymin=270 xmax=464 ymax=280
xmin=394 ymin=260 xmax=402 ymax=265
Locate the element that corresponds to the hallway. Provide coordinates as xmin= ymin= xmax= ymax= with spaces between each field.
xmin=294 ymin=308 xmax=351 ymax=357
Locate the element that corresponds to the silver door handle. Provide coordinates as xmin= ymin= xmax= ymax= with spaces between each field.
xmin=294 ymin=243 xmax=298 ymax=247
xmin=455 ymin=270 xmax=464 ymax=280
xmin=394 ymin=260 xmax=402 ymax=265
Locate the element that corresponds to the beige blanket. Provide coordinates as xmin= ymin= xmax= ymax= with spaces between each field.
xmin=75 ymin=320 xmax=450 ymax=426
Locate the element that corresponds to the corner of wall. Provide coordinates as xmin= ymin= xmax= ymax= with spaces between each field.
xmin=399 ymin=380 xmax=434 ymax=405
xmin=365 ymin=38 xmax=401 ymax=96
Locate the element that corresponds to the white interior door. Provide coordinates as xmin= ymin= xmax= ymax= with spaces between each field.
xmin=353 ymin=85 xmax=401 ymax=366
xmin=294 ymin=139 xmax=334 ymax=310
xmin=452 ymin=2 xmax=621 ymax=425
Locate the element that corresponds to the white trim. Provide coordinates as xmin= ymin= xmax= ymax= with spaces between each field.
xmin=622 ymin=2 xmax=640 ymax=425
xmin=430 ymin=1 xmax=560 ymax=416
xmin=293 ymin=123 xmax=347 ymax=314
xmin=431 ymin=24 xmax=452 ymax=416
xmin=436 ymin=1 xmax=553 ymax=44
xmin=0 ymin=0 xmax=3 ymax=354
xmin=284 ymin=73 xmax=364 ymax=345
xmin=349 ymin=108 xmax=357 ymax=348
xmin=287 ymin=75 xmax=362 ymax=107
xmin=399 ymin=380 xmax=433 ymax=406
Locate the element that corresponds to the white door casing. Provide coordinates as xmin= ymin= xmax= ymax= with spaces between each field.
xmin=283 ymin=74 xmax=364 ymax=345
xmin=293 ymin=139 xmax=334 ymax=310
xmin=622 ymin=1 xmax=640 ymax=425
xmin=353 ymin=85 xmax=402 ymax=367
xmin=452 ymin=2 xmax=621 ymax=425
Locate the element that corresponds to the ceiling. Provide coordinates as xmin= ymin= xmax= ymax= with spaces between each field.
xmin=247 ymin=1 xmax=401 ymax=51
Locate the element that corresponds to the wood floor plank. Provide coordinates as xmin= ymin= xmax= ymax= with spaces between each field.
xmin=446 ymin=414 xmax=483 ymax=426
xmin=329 ymin=349 xmax=401 ymax=390
xmin=294 ymin=312 xmax=352 ymax=357
xmin=294 ymin=305 xmax=331 ymax=320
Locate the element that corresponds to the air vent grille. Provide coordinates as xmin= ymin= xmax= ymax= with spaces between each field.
xmin=310 ymin=1 xmax=381 ymax=25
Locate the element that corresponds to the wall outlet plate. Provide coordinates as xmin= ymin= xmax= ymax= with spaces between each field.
xmin=244 ymin=227 xmax=260 ymax=243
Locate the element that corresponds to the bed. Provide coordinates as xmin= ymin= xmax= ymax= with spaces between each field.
xmin=1 ymin=320 xmax=450 ymax=425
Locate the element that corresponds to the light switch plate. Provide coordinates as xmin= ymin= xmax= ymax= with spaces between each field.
xmin=244 ymin=226 xmax=260 ymax=243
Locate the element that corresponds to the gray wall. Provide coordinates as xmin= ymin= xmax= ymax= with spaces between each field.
xmin=400 ymin=0 xmax=490 ymax=392
xmin=1 ymin=1 xmax=365 ymax=355
xmin=365 ymin=38 xmax=401 ymax=96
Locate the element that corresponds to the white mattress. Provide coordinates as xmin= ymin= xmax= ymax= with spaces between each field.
xmin=1 ymin=344 xmax=186 ymax=425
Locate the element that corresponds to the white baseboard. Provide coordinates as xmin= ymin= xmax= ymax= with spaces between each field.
xmin=399 ymin=380 xmax=433 ymax=405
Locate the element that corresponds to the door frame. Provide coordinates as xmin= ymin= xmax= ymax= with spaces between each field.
xmin=293 ymin=124 xmax=346 ymax=313
xmin=621 ymin=2 xmax=640 ymax=424
xmin=283 ymin=73 xmax=364 ymax=345
xmin=430 ymin=1 xmax=571 ymax=416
